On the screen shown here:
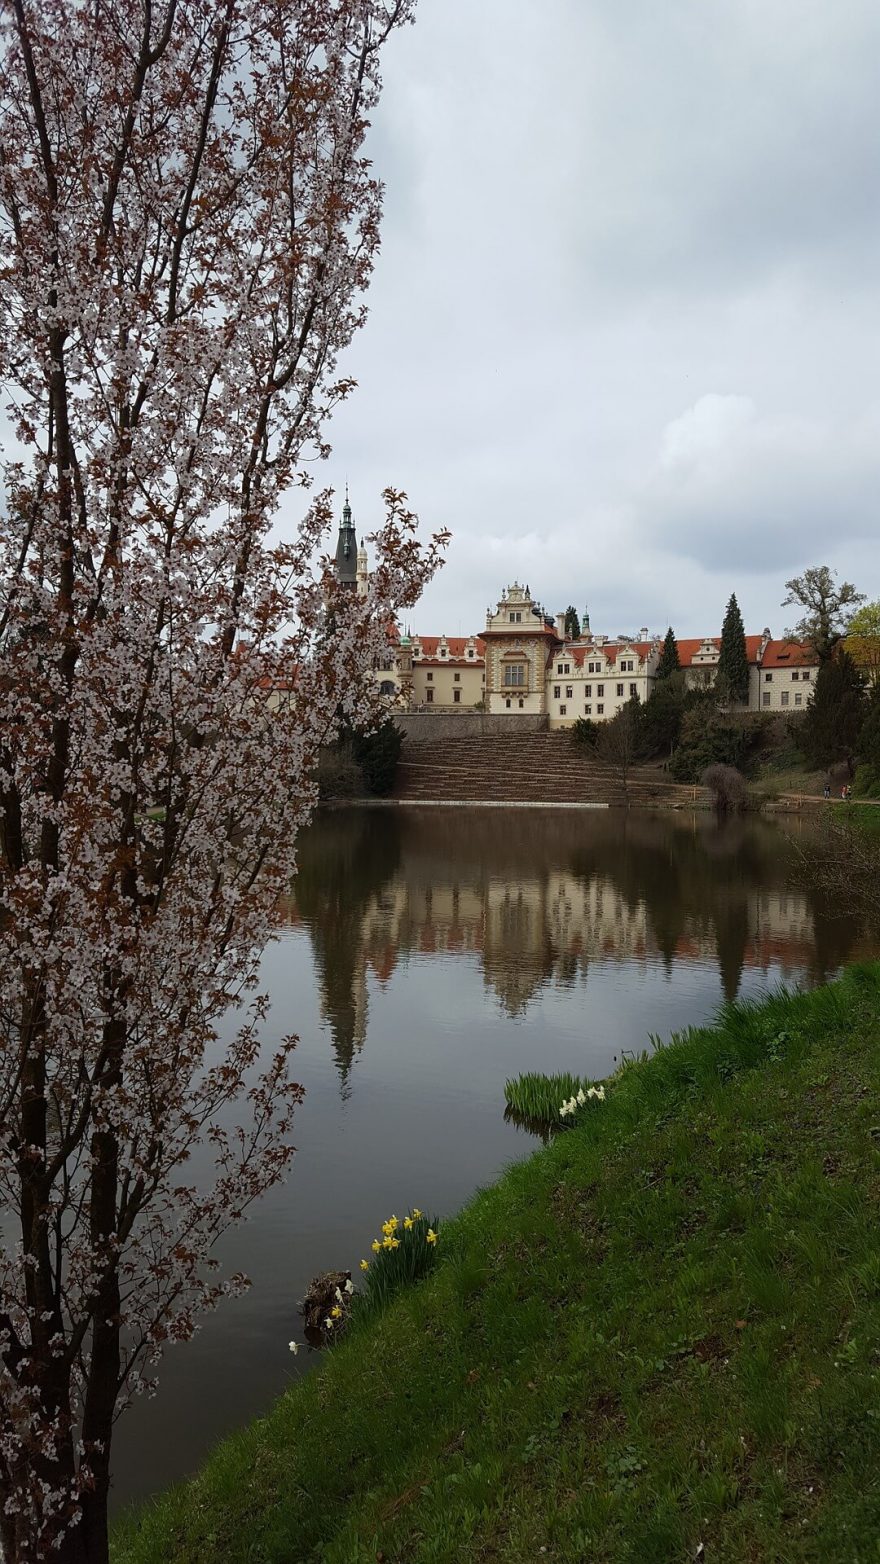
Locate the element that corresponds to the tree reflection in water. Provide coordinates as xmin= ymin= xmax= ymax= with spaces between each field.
xmin=291 ymin=807 xmax=870 ymax=1092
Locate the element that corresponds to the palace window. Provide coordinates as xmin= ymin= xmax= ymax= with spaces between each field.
xmin=505 ymin=698 xmax=511 ymax=708
xmin=585 ymin=684 xmax=592 ymax=696
xmin=802 ymin=670 xmax=811 ymax=680
xmin=629 ymin=683 xmax=637 ymax=697
xmin=597 ymin=703 xmax=604 ymax=714
xmin=792 ymin=671 xmax=799 ymax=681
xmin=781 ymin=691 xmax=789 ymax=706
xmin=585 ymin=704 xmax=592 ymax=714
xmin=503 ymin=663 xmax=526 ymax=687
xmin=762 ymin=692 xmax=771 ymax=706
xmin=565 ymin=685 xmax=573 ymax=699
xmin=597 ymin=683 xmax=605 ymax=696
xmin=553 ymin=685 xmax=561 ymax=699
xmin=426 ymin=670 xmax=433 ymax=681
xmin=454 ymin=671 xmax=461 ymax=682
xmin=509 ymin=611 xmax=522 ymax=623
xmin=616 ymin=683 xmax=624 ymax=697
xmin=765 ymin=672 xmax=772 ymax=682
xmin=559 ymin=705 xmax=567 ymax=716
xmin=794 ymin=692 xmax=803 ymax=706
xmin=453 ymin=688 xmax=461 ymax=703
xmin=519 ymin=698 xmax=524 ymax=708
xmin=426 ymin=688 xmax=434 ymax=703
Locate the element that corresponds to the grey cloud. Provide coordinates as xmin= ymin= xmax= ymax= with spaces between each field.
xmin=308 ymin=0 xmax=880 ymax=639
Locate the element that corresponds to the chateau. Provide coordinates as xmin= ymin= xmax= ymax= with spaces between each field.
xmin=334 ymin=504 xmax=819 ymax=725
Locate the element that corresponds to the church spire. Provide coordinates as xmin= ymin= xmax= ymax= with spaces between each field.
xmin=334 ymin=487 xmax=358 ymax=587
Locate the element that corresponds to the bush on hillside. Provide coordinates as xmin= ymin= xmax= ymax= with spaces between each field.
xmin=350 ymin=719 xmax=403 ymax=796
xmin=702 ymin=763 xmax=749 ymax=813
xmin=669 ymin=709 xmax=749 ymax=782
xmin=316 ymin=747 xmax=364 ymax=800
xmin=853 ymin=763 xmax=880 ymax=800
xmin=570 ymin=717 xmax=599 ymax=748
xmin=860 ymin=686 xmax=880 ymax=771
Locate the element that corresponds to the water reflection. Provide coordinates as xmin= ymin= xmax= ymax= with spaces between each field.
xmin=292 ymin=808 xmax=866 ymax=1091
xmin=113 ymin=807 xmax=873 ymax=1508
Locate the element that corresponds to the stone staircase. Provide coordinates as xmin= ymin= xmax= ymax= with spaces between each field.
xmin=393 ymin=731 xmax=708 ymax=807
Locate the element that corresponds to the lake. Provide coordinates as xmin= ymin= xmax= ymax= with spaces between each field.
xmin=113 ymin=805 xmax=873 ymax=1506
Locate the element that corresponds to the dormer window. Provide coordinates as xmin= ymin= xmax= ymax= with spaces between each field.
xmin=509 ymin=611 xmax=522 ymax=623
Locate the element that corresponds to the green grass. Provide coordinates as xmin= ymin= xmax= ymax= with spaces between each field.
xmin=114 ymin=965 xmax=880 ymax=1564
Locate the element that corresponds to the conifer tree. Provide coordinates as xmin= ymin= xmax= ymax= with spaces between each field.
xmin=716 ymin=594 xmax=750 ymax=704
xmin=800 ymin=650 xmax=867 ymax=774
xmin=564 ymin=605 xmax=581 ymax=639
xmin=655 ymin=627 xmax=680 ymax=679
xmin=858 ymin=685 xmax=880 ymax=775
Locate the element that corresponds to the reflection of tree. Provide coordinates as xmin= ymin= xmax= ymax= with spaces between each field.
xmin=294 ymin=811 xmax=401 ymax=1093
xmin=483 ymin=881 xmax=555 ymax=1015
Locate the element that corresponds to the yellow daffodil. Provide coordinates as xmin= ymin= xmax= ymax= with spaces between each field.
xmin=382 ymin=1236 xmax=394 ymax=1249
xmin=426 ymin=1228 xmax=437 ymax=1245
xmin=360 ymin=1259 xmax=369 ymax=1271
xmin=412 ymin=1208 xmax=422 ymax=1219
xmin=371 ymin=1240 xmax=381 ymax=1253
xmin=403 ymin=1216 xmax=413 ymax=1230
xmin=389 ymin=1236 xmax=400 ymax=1249
xmin=330 ymin=1305 xmax=342 ymax=1319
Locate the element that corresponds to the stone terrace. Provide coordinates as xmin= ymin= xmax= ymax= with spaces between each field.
xmin=393 ymin=730 xmax=708 ymax=807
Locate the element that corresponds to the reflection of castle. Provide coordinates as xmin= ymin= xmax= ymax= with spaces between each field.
xmin=291 ymin=812 xmax=865 ymax=1082
xmin=343 ymin=872 xmax=822 ymax=1018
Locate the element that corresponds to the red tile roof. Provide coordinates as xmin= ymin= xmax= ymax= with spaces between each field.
xmin=760 ymin=638 xmax=817 ymax=668
xmin=548 ymin=641 xmax=656 ymax=669
xmin=409 ymin=635 xmax=486 ymax=665
xmin=675 ymin=635 xmax=765 ymax=667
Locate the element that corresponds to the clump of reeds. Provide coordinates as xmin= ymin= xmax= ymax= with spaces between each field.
xmin=503 ymin=1072 xmax=592 ymax=1125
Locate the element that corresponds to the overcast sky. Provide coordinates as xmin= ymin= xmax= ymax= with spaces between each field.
xmin=306 ymin=0 xmax=879 ymax=639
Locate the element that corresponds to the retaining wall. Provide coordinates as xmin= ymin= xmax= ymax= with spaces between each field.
xmin=396 ymin=712 xmax=547 ymax=746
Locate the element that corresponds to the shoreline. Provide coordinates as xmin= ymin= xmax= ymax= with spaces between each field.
xmin=114 ymin=962 xmax=880 ymax=1564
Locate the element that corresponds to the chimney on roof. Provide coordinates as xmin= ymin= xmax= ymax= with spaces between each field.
xmin=640 ymin=627 xmax=648 ymax=640
xmin=555 ymin=612 xmax=566 ymax=639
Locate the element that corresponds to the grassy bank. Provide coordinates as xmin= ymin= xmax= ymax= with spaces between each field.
xmin=115 ymin=966 xmax=880 ymax=1564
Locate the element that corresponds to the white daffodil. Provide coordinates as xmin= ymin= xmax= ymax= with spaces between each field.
xmin=334 ymin=1286 xmax=343 ymax=1303
xmin=576 ymin=1089 xmax=586 ymax=1106
xmin=288 ymin=1341 xmax=299 ymax=1355
xmin=344 ymin=1279 xmax=354 ymax=1294
xmin=325 ymin=1317 xmax=335 ymax=1329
